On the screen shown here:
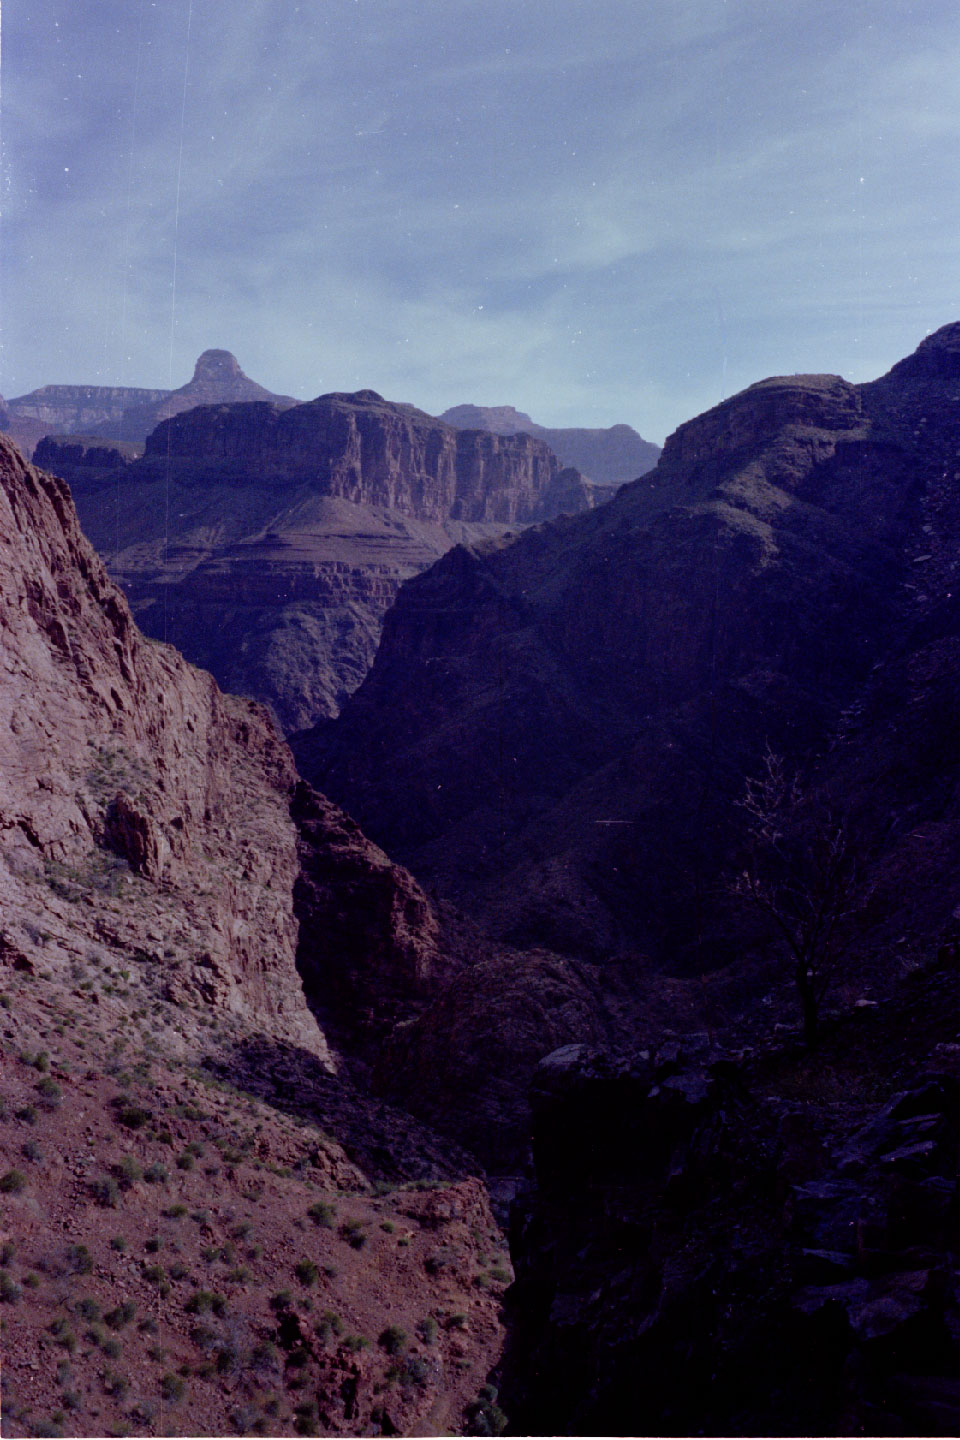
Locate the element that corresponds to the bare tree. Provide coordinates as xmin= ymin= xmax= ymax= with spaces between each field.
xmin=731 ymin=747 xmax=858 ymax=1047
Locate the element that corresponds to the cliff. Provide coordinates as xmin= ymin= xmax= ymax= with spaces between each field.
xmin=440 ymin=401 xmax=661 ymax=484
xmin=5 ymin=349 xmax=296 ymax=447
xmin=0 ymin=432 xmax=322 ymax=1051
xmin=302 ymin=327 xmax=960 ymax=993
xmin=42 ymin=389 xmax=602 ymax=730
xmin=142 ymin=389 xmax=592 ymax=527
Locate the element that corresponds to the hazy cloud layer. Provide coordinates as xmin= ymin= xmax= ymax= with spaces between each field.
xmin=2 ymin=0 xmax=958 ymax=438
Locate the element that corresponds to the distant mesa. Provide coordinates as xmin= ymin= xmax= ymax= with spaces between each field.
xmin=37 ymin=385 xmax=609 ymax=733
xmin=2 ymin=349 xmax=297 ymax=447
xmin=439 ymin=402 xmax=661 ymax=485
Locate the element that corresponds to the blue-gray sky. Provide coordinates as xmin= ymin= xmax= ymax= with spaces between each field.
xmin=1 ymin=0 xmax=958 ymax=440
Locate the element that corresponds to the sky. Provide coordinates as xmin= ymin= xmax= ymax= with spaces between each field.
xmin=1 ymin=0 xmax=959 ymax=442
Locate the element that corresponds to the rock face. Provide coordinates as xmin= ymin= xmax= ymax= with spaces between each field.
xmin=440 ymin=401 xmax=661 ymax=485
xmin=105 ymin=348 xmax=298 ymax=441
xmin=303 ymin=327 xmax=960 ymax=982
xmin=5 ymin=349 xmax=296 ymax=447
xmin=41 ymin=390 xmax=603 ymax=731
xmin=0 ymin=431 xmax=322 ymax=1049
xmin=501 ymin=981 xmax=960 ymax=1435
xmin=142 ymin=390 xmax=592 ymax=526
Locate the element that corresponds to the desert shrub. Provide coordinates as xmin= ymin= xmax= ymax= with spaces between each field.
xmin=21 ymin=1140 xmax=42 ymax=1162
xmin=22 ymin=1272 xmax=39 ymax=1289
xmin=110 ymin=1235 xmax=127 ymax=1252
xmin=185 ymin=1289 xmax=225 ymax=1317
xmin=89 ymin=1174 xmax=119 ymax=1207
xmin=36 ymin=1077 xmax=61 ymax=1108
xmin=0 ymin=1240 xmax=15 ymax=1265
xmin=143 ymin=1161 xmax=167 ymax=1184
xmin=160 ymin=1373 xmax=185 ymax=1403
xmin=339 ymin=1219 xmax=367 ymax=1250
xmin=342 ymin=1334 xmax=369 ymax=1353
xmin=294 ymin=1259 xmax=318 ymax=1287
xmin=65 ymin=1244 xmax=92 ymax=1275
xmin=76 ymin=1298 xmax=101 ymax=1321
xmin=175 ymin=1152 xmax=194 ymax=1172
xmin=489 ymin=1264 xmax=512 ymax=1283
xmin=0 ymin=1273 xmax=22 ymax=1304
xmin=114 ymin=1156 xmax=142 ymax=1190
xmin=15 ymin=1105 xmax=38 ymax=1124
xmin=416 ymin=1316 xmax=438 ymax=1345
xmin=380 ymin=1220 xmax=396 ymax=1234
xmin=165 ymin=1203 xmax=188 ymax=1219
xmin=0 ymin=1170 xmax=26 ymax=1194
xmin=378 ymin=1325 xmax=407 ymax=1356
xmin=104 ymin=1300 xmax=136 ymax=1330
xmin=102 ymin=1369 xmax=128 ymax=1398
xmin=49 ymin=1318 xmax=76 ymax=1352
xmin=306 ymin=1201 xmax=335 ymax=1228
xmin=465 ymin=1385 xmax=507 ymax=1435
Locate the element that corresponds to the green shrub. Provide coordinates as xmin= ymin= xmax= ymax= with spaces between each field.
xmin=294 ymin=1259 xmax=318 ymax=1287
xmin=339 ymin=1219 xmax=367 ymax=1250
xmin=65 ymin=1244 xmax=92 ymax=1275
xmin=342 ymin=1334 xmax=369 ymax=1353
xmin=0 ymin=1170 xmax=26 ymax=1194
xmin=0 ymin=1272 xmax=22 ymax=1304
xmin=378 ymin=1325 xmax=407 ymax=1356
xmin=104 ymin=1301 xmax=136 ymax=1330
xmin=36 ymin=1077 xmax=62 ymax=1108
xmin=90 ymin=1174 xmax=119 ymax=1207
xmin=306 ymin=1201 xmax=335 ymax=1228
xmin=114 ymin=1155 xmax=142 ymax=1190
xmin=109 ymin=1235 xmax=127 ymax=1252
xmin=160 ymin=1373 xmax=185 ymax=1403
xmin=175 ymin=1152 xmax=194 ymax=1172
xmin=49 ymin=1318 xmax=76 ymax=1352
xmin=76 ymin=1298 xmax=101 ymax=1321
xmin=416 ymin=1316 xmax=438 ymax=1345
xmin=143 ymin=1161 xmax=167 ymax=1184
xmin=21 ymin=1140 xmax=42 ymax=1162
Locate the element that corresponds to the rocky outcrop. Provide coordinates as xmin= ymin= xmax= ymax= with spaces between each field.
xmin=501 ymin=980 xmax=960 ymax=1435
xmin=106 ymin=348 xmax=298 ymax=441
xmin=142 ymin=389 xmax=591 ymax=527
xmin=46 ymin=389 xmax=604 ymax=730
xmin=440 ymin=402 xmax=661 ymax=485
xmin=5 ymin=382 xmax=169 ymax=440
xmin=292 ymin=780 xmax=446 ymax=1045
xmin=303 ymin=325 xmax=960 ymax=1002
xmin=5 ymin=349 xmax=296 ymax=447
xmin=0 ymin=432 xmax=321 ymax=1050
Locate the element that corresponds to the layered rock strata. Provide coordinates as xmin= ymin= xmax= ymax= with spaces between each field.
xmin=41 ymin=390 xmax=601 ymax=729
xmin=440 ymin=402 xmax=661 ymax=485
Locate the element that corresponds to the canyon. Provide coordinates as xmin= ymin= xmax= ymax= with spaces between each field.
xmin=37 ymin=384 xmax=604 ymax=732
xmin=7 ymin=323 xmax=960 ymax=1433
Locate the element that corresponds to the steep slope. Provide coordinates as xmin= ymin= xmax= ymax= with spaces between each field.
xmin=39 ymin=391 xmax=600 ymax=730
xmin=440 ymin=402 xmax=661 ymax=484
xmin=0 ymin=432 xmax=320 ymax=1050
xmin=303 ymin=330 xmax=960 ymax=987
xmin=0 ymin=433 xmax=511 ymax=1436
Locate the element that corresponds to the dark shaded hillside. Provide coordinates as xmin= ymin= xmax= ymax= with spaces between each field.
xmin=301 ymin=343 xmax=949 ymax=978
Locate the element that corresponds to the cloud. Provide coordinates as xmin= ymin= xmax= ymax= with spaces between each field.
xmin=2 ymin=0 xmax=960 ymax=439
